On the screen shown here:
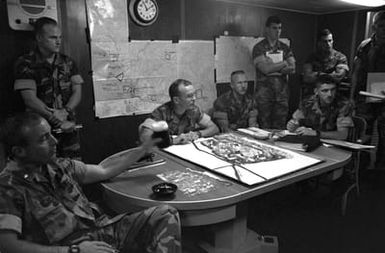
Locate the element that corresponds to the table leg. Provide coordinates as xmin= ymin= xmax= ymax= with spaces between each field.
xmin=197 ymin=202 xmax=278 ymax=253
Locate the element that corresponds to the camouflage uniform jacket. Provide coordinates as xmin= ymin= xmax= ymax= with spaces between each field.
xmin=151 ymin=101 xmax=204 ymax=135
xmin=213 ymin=90 xmax=257 ymax=129
xmin=353 ymin=35 xmax=385 ymax=102
xmin=252 ymin=38 xmax=294 ymax=81
xmin=305 ymin=49 xmax=349 ymax=76
xmin=14 ymin=49 xmax=84 ymax=111
xmin=0 ymin=158 xmax=116 ymax=245
xmin=292 ymin=95 xmax=354 ymax=131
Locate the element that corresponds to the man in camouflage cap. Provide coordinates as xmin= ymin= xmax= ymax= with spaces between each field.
xmin=0 ymin=112 xmax=182 ymax=253
xmin=213 ymin=70 xmax=258 ymax=132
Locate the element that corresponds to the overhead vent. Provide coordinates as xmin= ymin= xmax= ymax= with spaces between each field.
xmin=7 ymin=0 xmax=58 ymax=31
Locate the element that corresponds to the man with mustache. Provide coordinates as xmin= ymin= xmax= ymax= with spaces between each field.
xmin=0 ymin=112 xmax=182 ymax=253
xmin=212 ymin=70 xmax=258 ymax=132
xmin=139 ymin=79 xmax=219 ymax=144
xmin=287 ymin=75 xmax=353 ymax=140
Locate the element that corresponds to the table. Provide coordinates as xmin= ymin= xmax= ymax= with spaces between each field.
xmin=100 ymin=145 xmax=351 ymax=253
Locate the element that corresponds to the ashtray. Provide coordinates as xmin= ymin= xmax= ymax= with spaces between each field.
xmin=152 ymin=182 xmax=177 ymax=196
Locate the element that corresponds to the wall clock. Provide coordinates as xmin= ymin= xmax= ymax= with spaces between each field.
xmin=129 ymin=0 xmax=159 ymax=26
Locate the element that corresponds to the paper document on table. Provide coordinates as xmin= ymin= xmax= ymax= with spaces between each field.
xmin=321 ymin=139 xmax=375 ymax=150
xmin=366 ymin=72 xmax=385 ymax=102
xmin=359 ymin=91 xmax=385 ymax=100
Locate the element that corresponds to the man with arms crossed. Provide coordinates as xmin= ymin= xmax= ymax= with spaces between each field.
xmin=0 ymin=112 xmax=181 ymax=253
xmin=303 ymin=28 xmax=349 ymax=96
xmin=252 ymin=15 xmax=296 ymax=129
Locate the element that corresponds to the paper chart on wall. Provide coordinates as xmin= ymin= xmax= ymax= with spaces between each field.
xmin=215 ymin=36 xmax=259 ymax=83
xmin=92 ymin=41 xmax=177 ymax=117
xmin=86 ymin=0 xmax=129 ymax=43
xmin=215 ymin=36 xmax=290 ymax=83
xmin=91 ymin=39 xmax=216 ymax=118
xmin=177 ymin=41 xmax=216 ymax=113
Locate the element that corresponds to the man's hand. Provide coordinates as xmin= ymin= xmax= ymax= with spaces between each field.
xmin=60 ymin=121 xmax=76 ymax=132
xmin=53 ymin=108 xmax=69 ymax=122
xmin=295 ymin=127 xmax=317 ymax=136
xmin=286 ymin=119 xmax=299 ymax=132
xmin=172 ymin=131 xmax=200 ymax=144
xmin=78 ymin=240 xmax=118 ymax=253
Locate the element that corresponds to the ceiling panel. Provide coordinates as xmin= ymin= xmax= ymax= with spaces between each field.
xmin=216 ymin=0 xmax=380 ymax=14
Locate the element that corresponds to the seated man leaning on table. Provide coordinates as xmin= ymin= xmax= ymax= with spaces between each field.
xmin=287 ymin=74 xmax=353 ymax=140
xmin=0 ymin=112 xmax=182 ymax=253
xmin=212 ymin=70 xmax=258 ymax=132
xmin=139 ymin=79 xmax=219 ymax=144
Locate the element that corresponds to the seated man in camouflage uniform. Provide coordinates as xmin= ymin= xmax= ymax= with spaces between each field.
xmin=139 ymin=79 xmax=219 ymax=144
xmin=287 ymin=75 xmax=353 ymax=140
xmin=0 ymin=112 xmax=182 ymax=253
xmin=213 ymin=70 xmax=258 ymax=132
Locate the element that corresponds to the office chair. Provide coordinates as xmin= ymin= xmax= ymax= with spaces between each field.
xmin=341 ymin=116 xmax=371 ymax=216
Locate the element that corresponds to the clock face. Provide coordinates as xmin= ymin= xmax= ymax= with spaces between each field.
xmin=129 ymin=0 xmax=159 ymax=26
xmin=137 ymin=0 xmax=157 ymax=21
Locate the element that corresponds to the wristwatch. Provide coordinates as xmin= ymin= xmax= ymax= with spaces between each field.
xmin=68 ymin=244 xmax=80 ymax=253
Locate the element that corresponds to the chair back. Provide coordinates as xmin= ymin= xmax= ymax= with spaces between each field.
xmin=348 ymin=116 xmax=367 ymax=143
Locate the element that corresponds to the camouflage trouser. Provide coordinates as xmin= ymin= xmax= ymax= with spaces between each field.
xmin=356 ymin=102 xmax=385 ymax=167
xmin=66 ymin=205 xmax=182 ymax=253
xmin=54 ymin=129 xmax=81 ymax=160
xmin=255 ymin=77 xmax=289 ymax=129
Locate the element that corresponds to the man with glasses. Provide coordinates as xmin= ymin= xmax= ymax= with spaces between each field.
xmin=139 ymin=79 xmax=218 ymax=144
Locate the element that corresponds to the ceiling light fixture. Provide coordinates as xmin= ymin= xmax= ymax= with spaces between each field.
xmin=340 ymin=0 xmax=385 ymax=7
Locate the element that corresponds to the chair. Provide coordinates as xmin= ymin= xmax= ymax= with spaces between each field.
xmin=341 ymin=116 xmax=372 ymax=215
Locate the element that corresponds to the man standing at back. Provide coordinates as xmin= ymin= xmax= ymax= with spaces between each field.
xmin=14 ymin=17 xmax=83 ymax=159
xmin=303 ymin=29 xmax=349 ymax=97
xmin=350 ymin=11 xmax=385 ymax=168
xmin=252 ymin=15 xmax=296 ymax=129
xmin=213 ymin=70 xmax=258 ymax=132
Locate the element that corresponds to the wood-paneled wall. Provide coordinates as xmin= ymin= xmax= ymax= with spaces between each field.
xmin=0 ymin=0 xmax=368 ymax=163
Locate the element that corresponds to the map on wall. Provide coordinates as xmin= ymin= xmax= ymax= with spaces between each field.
xmin=86 ymin=1 xmax=216 ymax=118
xmin=86 ymin=0 xmax=128 ymax=43
xmin=177 ymin=41 xmax=215 ymax=113
xmin=92 ymin=41 xmax=177 ymax=117
xmin=164 ymin=132 xmax=321 ymax=186
xmin=91 ymin=40 xmax=216 ymax=118
xmin=215 ymin=36 xmax=290 ymax=83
